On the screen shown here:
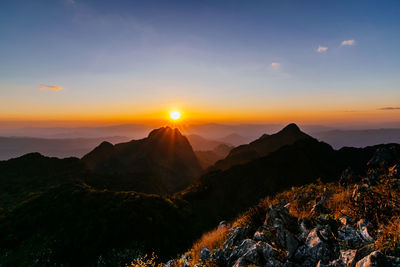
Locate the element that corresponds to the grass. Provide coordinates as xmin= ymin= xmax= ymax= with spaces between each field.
xmin=185 ymin=225 xmax=231 ymax=266
xmin=177 ymin=170 xmax=400 ymax=262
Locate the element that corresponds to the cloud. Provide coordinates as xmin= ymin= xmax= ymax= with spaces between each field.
xmin=271 ymin=62 xmax=280 ymax=68
xmin=378 ymin=107 xmax=400 ymax=110
xmin=341 ymin=39 xmax=355 ymax=46
xmin=39 ymin=85 xmax=63 ymax=91
xmin=317 ymin=46 xmax=328 ymax=53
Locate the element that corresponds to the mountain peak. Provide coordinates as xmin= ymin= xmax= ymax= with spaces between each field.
xmin=280 ymin=123 xmax=301 ymax=133
xmin=148 ymin=126 xmax=182 ymax=138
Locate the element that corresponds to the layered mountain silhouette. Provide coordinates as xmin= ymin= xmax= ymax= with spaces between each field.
xmin=82 ymin=126 xmax=202 ymax=193
xmin=209 ymin=123 xmax=312 ymax=171
xmin=1 ymin=123 xmax=400 ymax=266
xmin=195 ymin=143 xmax=233 ymax=169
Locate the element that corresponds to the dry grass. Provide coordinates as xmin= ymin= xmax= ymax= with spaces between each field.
xmin=327 ymin=187 xmax=353 ymax=219
xmin=128 ymin=252 xmax=162 ymax=267
xmin=185 ymin=225 xmax=230 ymax=266
xmin=376 ymin=217 xmax=400 ymax=256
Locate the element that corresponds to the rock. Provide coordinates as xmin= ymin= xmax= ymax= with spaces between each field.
xmin=200 ymin=246 xmax=210 ymax=262
xmin=219 ymin=220 xmax=228 ymax=227
xmin=223 ymin=227 xmax=250 ymax=250
xmin=228 ymin=239 xmax=257 ymax=266
xmin=340 ymin=249 xmax=358 ymax=267
xmin=265 ymin=204 xmax=298 ymax=231
xmin=253 ymin=227 xmax=268 ymax=242
xmin=276 ymin=228 xmax=300 ymax=258
xmin=299 ymin=218 xmax=314 ymax=241
xmin=311 ymin=193 xmax=329 ymax=214
xmin=357 ymin=220 xmax=374 ymax=243
xmin=282 ymin=261 xmax=299 ymax=267
xmin=355 ymin=251 xmax=387 ymax=267
xmin=339 ymin=216 xmax=352 ymax=227
xmin=257 ymin=241 xmax=279 ymax=260
xmin=338 ymin=225 xmax=365 ymax=249
xmin=164 ymin=259 xmax=176 ymax=267
xmin=294 ymin=228 xmax=338 ymax=265
xmin=210 ymin=249 xmax=228 ymax=266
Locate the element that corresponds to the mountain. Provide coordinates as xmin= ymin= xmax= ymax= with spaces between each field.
xmin=187 ymin=134 xmax=230 ymax=151
xmin=1 ymin=124 xmax=400 ymax=266
xmin=0 ymin=153 xmax=86 ymax=211
xmin=82 ymin=126 xmax=202 ymax=193
xmin=209 ymin=123 xmax=313 ymax=171
xmin=195 ymin=144 xmax=233 ymax=169
xmin=0 ymin=136 xmax=130 ymax=160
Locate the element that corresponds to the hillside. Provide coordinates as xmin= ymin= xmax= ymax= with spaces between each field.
xmin=82 ymin=127 xmax=202 ymax=193
xmin=0 ymin=124 xmax=399 ymax=266
xmin=173 ymin=161 xmax=400 ymax=267
xmin=209 ymin=124 xmax=313 ymax=171
xmin=0 ymin=136 xmax=129 ymax=160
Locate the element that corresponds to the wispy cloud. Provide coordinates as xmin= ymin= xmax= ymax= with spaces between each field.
xmin=341 ymin=39 xmax=355 ymax=46
xmin=271 ymin=62 xmax=280 ymax=68
xmin=317 ymin=45 xmax=328 ymax=53
xmin=378 ymin=107 xmax=400 ymax=110
xmin=39 ymin=85 xmax=63 ymax=91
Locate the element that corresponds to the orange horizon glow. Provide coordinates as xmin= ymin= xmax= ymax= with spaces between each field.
xmin=1 ymin=106 xmax=400 ymax=128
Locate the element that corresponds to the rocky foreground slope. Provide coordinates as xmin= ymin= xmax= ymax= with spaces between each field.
xmin=166 ymin=152 xmax=400 ymax=267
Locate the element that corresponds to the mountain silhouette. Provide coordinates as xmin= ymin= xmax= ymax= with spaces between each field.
xmin=209 ymin=123 xmax=312 ymax=171
xmin=82 ymin=126 xmax=202 ymax=193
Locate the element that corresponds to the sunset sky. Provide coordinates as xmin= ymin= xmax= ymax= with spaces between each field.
xmin=1 ymin=0 xmax=400 ymax=126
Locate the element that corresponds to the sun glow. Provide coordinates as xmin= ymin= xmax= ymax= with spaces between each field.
xmin=170 ymin=110 xmax=181 ymax=121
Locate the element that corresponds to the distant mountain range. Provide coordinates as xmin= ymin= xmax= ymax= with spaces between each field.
xmin=0 ymin=136 xmax=130 ymax=160
xmin=1 ymin=124 xmax=400 ymax=265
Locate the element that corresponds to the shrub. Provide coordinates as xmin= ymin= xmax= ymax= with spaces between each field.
xmin=185 ymin=225 xmax=230 ymax=266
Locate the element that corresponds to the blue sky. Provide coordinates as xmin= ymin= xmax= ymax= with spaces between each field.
xmin=1 ymin=0 xmax=400 ymax=125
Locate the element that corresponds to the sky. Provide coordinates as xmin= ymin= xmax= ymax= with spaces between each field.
xmin=1 ymin=0 xmax=400 ymax=126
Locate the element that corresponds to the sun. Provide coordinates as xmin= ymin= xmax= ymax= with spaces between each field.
xmin=170 ymin=110 xmax=181 ymax=121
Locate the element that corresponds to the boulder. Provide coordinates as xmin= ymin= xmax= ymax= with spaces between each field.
xmin=338 ymin=225 xmax=365 ymax=249
xmin=223 ymin=227 xmax=251 ymax=250
xmin=228 ymin=239 xmax=257 ymax=266
xmin=357 ymin=220 xmax=374 ymax=243
xmin=200 ymin=246 xmax=210 ymax=262
xmin=355 ymin=251 xmax=387 ymax=267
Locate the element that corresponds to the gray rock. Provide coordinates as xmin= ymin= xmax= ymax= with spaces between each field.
xmin=223 ymin=227 xmax=250 ymax=250
xmin=257 ymin=241 xmax=279 ymax=260
xmin=294 ymin=228 xmax=338 ymax=265
xmin=253 ymin=227 xmax=268 ymax=242
xmin=228 ymin=239 xmax=257 ymax=266
xmin=277 ymin=228 xmax=300 ymax=258
xmin=339 ymin=216 xmax=352 ymax=227
xmin=355 ymin=251 xmax=386 ymax=267
xmin=338 ymin=225 xmax=365 ymax=249
xmin=357 ymin=220 xmax=374 ymax=243
xmin=265 ymin=204 xmax=297 ymax=231
xmin=340 ymin=249 xmax=358 ymax=267
xmin=200 ymin=246 xmax=210 ymax=262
